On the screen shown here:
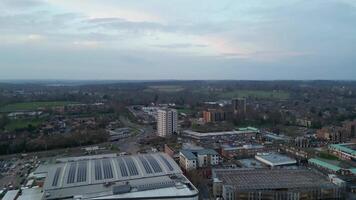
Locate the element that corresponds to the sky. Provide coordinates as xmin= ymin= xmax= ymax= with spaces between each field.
xmin=0 ymin=0 xmax=355 ymax=80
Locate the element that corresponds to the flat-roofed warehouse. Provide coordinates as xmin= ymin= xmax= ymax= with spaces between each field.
xmin=255 ymin=152 xmax=297 ymax=168
xmin=212 ymin=168 xmax=344 ymax=200
xmin=41 ymin=153 xmax=198 ymax=200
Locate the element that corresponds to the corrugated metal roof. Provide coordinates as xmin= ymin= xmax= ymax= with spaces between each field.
xmin=308 ymin=158 xmax=341 ymax=171
xmin=329 ymin=143 xmax=356 ymax=156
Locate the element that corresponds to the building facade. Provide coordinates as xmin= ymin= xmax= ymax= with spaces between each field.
xmin=202 ymin=109 xmax=227 ymax=123
xmin=157 ymin=109 xmax=178 ymax=137
xmin=179 ymin=149 xmax=221 ymax=171
xmin=316 ymin=127 xmax=347 ymax=143
xmin=232 ymin=98 xmax=246 ymax=115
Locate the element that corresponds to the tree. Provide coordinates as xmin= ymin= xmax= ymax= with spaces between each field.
xmin=0 ymin=114 xmax=9 ymax=130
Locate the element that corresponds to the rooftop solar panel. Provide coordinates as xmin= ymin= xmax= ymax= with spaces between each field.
xmin=94 ymin=160 xmax=103 ymax=180
xmin=139 ymin=156 xmax=153 ymax=174
xmin=77 ymin=161 xmax=87 ymax=182
xmin=52 ymin=167 xmax=62 ymax=187
xmin=159 ymin=154 xmax=174 ymax=171
xmin=123 ymin=157 xmax=139 ymax=176
xmin=102 ymin=159 xmax=114 ymax=179
xmin=117 ymin=157 xmax=128 ymax=177
xmin=67 ymin=162 xmax=77 ymax=184
xmin=146 ymin=155 xmax=162 ymax=173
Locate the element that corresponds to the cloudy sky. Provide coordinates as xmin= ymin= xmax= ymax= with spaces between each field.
xmin=0 ymin=0 xmax=355 ymax=80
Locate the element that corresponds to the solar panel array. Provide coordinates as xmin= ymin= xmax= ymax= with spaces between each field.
xmin=47 ymin=153 xmax=180 ymax=189
xmin=159 ymin=154 xmax=174 ymax=171
xmin=77 ymin=161 xmax=87 ymax=182
xmin=67 ymin=162 xmax=77 ymax=184
xmin=94 ymin=160 xmax=103 ymax=180
xmin=117 ymin=157 xmax=128 ymax=177
xmin=102 ymin=159 xmax=114 ymax=179
xmin=139 ymin=156 xmax=153 ymax=174
xmin=123 ymin=157 xmax=139 ymax=176
xmin=52 ymin=167 xmax=62 ymax=186
xmin=146 ymin=155 xmax=162 ymax=173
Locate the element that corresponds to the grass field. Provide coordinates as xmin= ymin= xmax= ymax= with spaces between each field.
xmin=319 ymin=151 xmax=339 ymax=160
xmin=5 ymin=118 xmax=44 ymax=131
xmin=219 ymin=90 xmax=290 ymax=100
xmin=0 ymin=101 xmax=78 ymax=112
xmin=146 ymin=85 xmax=185 ymax=92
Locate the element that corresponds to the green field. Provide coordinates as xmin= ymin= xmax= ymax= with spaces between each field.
xmin=0 ymin=101 xmax=78 ymax=112
xmin=319 ymin=151 xmax=339 ymax=160
xmin=146 ymin=85 xmax=185 ymax=92
xmin=5 ymin=118 xmax=44 ymax=131
xmin=219 ymin=90 xmax=290 ymax=100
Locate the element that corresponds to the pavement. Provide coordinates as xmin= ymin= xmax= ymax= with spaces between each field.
xmin=115 ymin=116 xmax=155 ymax=154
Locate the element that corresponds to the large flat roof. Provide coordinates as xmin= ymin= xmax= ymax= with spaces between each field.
xmin=212 ymin=168 xmax=335 ymax=190
xmin=255 ymin=153 xmax=296 ymax=166
xmin=41 ymin=153 xmax=198 ymax=199
xmin=329 ymin=143 xmax=356 ymax=156
xmin=183 ymin=127 xmax=258 ymax=138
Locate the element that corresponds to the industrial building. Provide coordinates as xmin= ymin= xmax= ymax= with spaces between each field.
xmin=39 ymin=153 xmax=198 ymax=199
xmin=255 ymin=152 xmax=297 ymax=168
xmin=212 ymin=168 xmax=344 ymax=200
xmin=157 ymin=109 xmax=178 ymax=137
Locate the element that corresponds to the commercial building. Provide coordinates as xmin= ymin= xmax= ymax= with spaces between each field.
xmin=182 ymin=127 xmax=258 ymax=141
xmin=329 ymin=143 xmax=356 ymax=161
xmin=179 ymin=149 xmax=221 ymax=171
xmin=157 ymin=109 xmax=178 ymax=137
xmin=212 ymin=168 xmax=344 ymax=200
xmin=39 ymin=153 xmax=198 ymax=199
xmin=255 ymin=152 xmax=297 ymax=168
xmin=220 ymin=144 xmax=266 ymax=159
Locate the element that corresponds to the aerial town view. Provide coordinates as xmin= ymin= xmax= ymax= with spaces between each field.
xmin=1 ymin=0 xmax=356 ymax=200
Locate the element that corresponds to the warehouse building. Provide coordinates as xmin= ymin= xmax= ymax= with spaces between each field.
xmin=39 ymin=153 xmax=198 ymax=199
xmin=212 ymin=168 xmax=344 ymax=200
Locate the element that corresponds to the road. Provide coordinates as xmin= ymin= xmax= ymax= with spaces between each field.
xmin=115 ymin=116 xmax=155 ymax=154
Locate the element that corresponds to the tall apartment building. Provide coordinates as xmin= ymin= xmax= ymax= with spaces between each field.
xmin=316 ymin=126 xmax=347 ymax=143
xmin=232 ymin=98 xmax=246 ymax=114
xmin=157 ymin=109 xmax=178 ymax=137
xmin=202 ymin=109 xmax=227 ymax=123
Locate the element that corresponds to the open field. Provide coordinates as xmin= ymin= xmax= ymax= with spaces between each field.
xmin=146 ymin=85 xmax=185 ymax=92
xmin=5 ymin=118 xmax=45 ymax=131
xmin=219 ymin=90 xmax=290 ymax=100
xmin=0 ymin=101 xmax=78 ymax=112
